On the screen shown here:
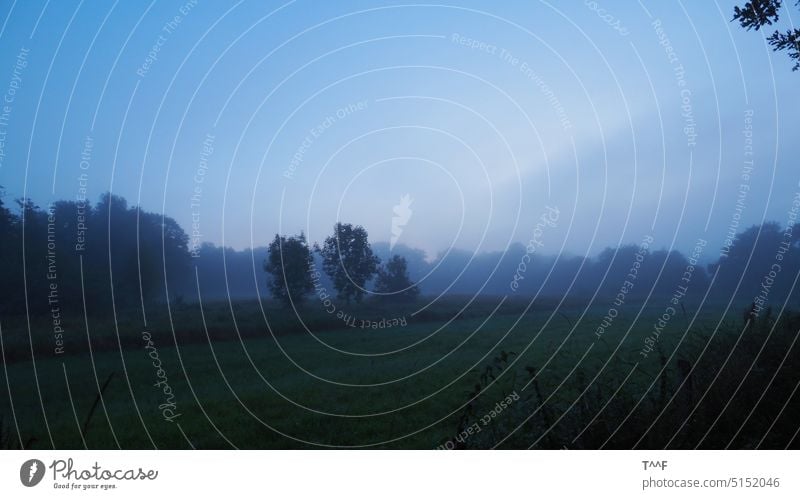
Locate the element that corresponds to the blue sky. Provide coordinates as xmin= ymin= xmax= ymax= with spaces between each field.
xmin=0 ymin=0 xmax=798 ymax=261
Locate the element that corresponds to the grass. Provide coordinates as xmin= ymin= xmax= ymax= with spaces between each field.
xmin=1 ymin=297 xmax=797 ymax=449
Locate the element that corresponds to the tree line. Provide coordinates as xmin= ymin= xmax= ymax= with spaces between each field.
xmin=2 ymin=190 xmax=800 ymax=318
xmin=264 ymin=222 xmax=419 ymax=306
xmin=0 ymin=191 xmax=189 ymax=317
xmin=0 ymin=191 xmax=420 ymax=317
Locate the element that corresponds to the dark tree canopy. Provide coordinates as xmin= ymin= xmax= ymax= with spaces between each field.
xmin=0 ymin=191 xmax=190 ymax=317
xmin=734 ymin=0 xmax=800 ymax=70
xmin=374 ymin=255 xmax=420 ymax=303
xmin=264 ymin=233 xmax=314 ymax=305
xmin=319 ymin=222 xmax=379 ymax=303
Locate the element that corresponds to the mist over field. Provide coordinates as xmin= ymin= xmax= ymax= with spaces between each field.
xmin=1 ymin=1 xmax=799 ymax=451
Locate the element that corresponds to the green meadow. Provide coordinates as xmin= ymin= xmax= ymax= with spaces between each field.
xmin=1 ymin=298 xmax=797 ymax=449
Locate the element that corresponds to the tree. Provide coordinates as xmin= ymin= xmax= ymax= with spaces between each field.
xmin=264 ymin=233 xmax=313 ymax=305
xmin=374 ymin=255 xmax=420 ymax=303
xmin=734 ymin=0 xmax=800 ymax=70
xmin=0 ymin=186 xmax=10 ymax=235
xmin=319 ymin=223 xmax=379 ymax=303
xmin=0 ymin=188 xmax=22 ymax=316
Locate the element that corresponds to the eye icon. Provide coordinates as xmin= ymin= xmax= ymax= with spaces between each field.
xmin=20 ymin=459 xmax=45 ymax=487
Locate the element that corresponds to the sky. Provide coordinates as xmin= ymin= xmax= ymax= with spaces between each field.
xmin=0 ymin=0 xmax=798 ymax=262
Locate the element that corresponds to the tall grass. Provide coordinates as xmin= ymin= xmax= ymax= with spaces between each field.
xmin=448 ymin=306 xmax=800 ymax=449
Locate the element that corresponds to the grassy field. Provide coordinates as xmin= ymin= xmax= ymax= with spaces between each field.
xmin=1 ymin=297 xmax=798 ymax=449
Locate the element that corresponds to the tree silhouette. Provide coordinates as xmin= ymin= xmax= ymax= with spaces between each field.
xmin=0 ymin=191 xmax=191 ymax=317
xmin=710 ymin=222 xmax=800 ymax=303
xmin=319 ymin=223 xmax=379 ymax=304
xmin=264 ymin=233 xmax=313 ymax=305
xmin=734 ymin=0 xmax=800 ymax=70
xmin=0 ymin=189 xmax=20 ymax=316
xmin=374 ymin=255 xmax=420 ymax=303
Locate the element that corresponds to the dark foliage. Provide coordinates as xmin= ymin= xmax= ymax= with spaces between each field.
xmin=318 ymin=222 xmax=380 ymax=304
xmin=734 ymin=0 xmax=800 ymax=70
xmin=374 ymin=255 xmax=420 ymax=303
xmin=264 ymin=233 xmax=314 ymax=305
xmin=0 ymin=191 xmax=189 ymax=318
